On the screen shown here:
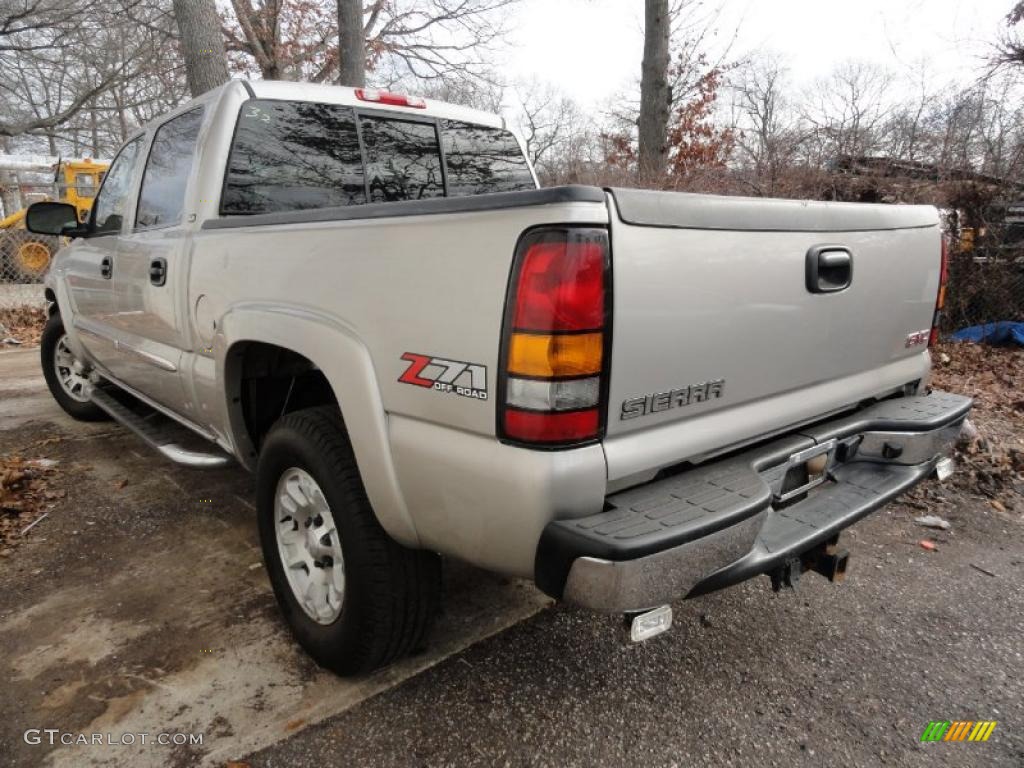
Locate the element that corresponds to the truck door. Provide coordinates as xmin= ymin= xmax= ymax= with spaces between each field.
xmin=63 ymin=136 xmax=145 ymax=370
xmin=106 ymin=107 xmax=204 ymax=412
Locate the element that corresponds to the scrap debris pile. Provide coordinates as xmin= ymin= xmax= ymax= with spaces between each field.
xmin=0 ymin=306 xmax=46 ymax=346
xmin=0 ymin=456 xmax=62 ymax=550
xmin=931 ymin=342 xmax=1024 ymax=506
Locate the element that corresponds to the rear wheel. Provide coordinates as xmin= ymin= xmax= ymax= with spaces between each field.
xmin=257 ymin=406 xmax=441 ymax=676
xmin=40 ymin=313 xmax=108 ymax=421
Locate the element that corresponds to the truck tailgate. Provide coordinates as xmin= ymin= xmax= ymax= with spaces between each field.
xmin=603 ymin=188 xmax=942 ymax=484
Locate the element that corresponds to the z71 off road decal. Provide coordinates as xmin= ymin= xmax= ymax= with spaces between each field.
xmin=399 ymin=353 xmax=488 ymax=401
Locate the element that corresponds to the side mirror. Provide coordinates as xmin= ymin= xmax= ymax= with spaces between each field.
xmin=25 ymin=201 xmax=88 ymax=238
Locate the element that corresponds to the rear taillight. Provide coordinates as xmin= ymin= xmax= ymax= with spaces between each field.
xmin=929 ymin=234 xmax=950 ymax=347
xmin=498 ymin=228 xmax=611 ymax=447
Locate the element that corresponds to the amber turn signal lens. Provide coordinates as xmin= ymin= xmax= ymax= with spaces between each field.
xmin=507 ymin=332 xmax=603 ymax=378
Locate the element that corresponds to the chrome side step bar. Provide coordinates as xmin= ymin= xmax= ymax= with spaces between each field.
xmin=88 ymin=385 xmax=232 ymax=469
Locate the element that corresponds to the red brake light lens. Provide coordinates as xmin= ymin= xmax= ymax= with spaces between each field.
xmin=512 ymin=238 xmax=606 ymax=331
xmin=504 ymin=408 xmax=600 ymax=443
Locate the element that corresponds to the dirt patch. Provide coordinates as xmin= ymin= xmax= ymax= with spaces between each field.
xmin=0 ymin=305 xmax=46 ymax=347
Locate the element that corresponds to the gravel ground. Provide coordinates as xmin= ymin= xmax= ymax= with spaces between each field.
xmin=251 ymin=344 xmax=1024 ymax=768
xmin=0 ymin=349 xmax=549 ymax=768
xmin=2 ymin=339 xmax=1021 ymax=768
xmin=252 ymin=491 xmax=1023 ymax=767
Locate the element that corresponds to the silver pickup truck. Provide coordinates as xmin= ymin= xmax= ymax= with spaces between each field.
xmin=26 ymin=80 xmax=971 ymax=675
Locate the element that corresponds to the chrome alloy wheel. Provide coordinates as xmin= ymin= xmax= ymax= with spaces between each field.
xmin=274 ymin=468 xmax=346 ymax=624
xmin=53 ymin=334 xmax=91 ymax=403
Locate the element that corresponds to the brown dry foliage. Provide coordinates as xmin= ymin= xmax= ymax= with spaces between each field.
xmin=0 ymin=306 xmax=46 ymax=347
xmin=0 ymin=457 xmax=62 ymax=549
xmin=931 ymin=342 xmax=1024 ymax=501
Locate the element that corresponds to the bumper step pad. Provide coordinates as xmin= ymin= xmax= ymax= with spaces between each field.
xmin=690 ymin=461 xmax=927 ymax=596
xmin=536 ymin=390 xmax=972 ymax=605
xmin=534 ymin=456 xmax=776 ymax=599
xmin=579 ymin=464 xmax=770 ymax=552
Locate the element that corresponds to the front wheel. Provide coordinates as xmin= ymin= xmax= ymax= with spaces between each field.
xmin=40 ymin=313 xmax=109 ymax=421
xmin=257 ymin=406 xmax=441 ymax=676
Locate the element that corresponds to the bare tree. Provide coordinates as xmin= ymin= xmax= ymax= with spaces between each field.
xmin=992 ymin=1 xmax=1024 ymax=69
xmin=731 ymin=55 xmax=801 ymax=194
xmin=881 ymin=62 xmax=935 ymax=163
xmin=337 ymin=0 xmax=364 ymax=86
xmin=366 ymin=0 xmax=518 ymax=84
xmin=172 ymin=0 xmax=229 ymax=97
xmin=224 ymin=0 xmax=518 ymax=86
xmin=509 ymin=80 xmax=599 ymax=184
xmin=1 ymin=0 xmax=189 ymax=155
xmin=224 ymin=0 xmax=340 ymax=81
xmin=227 ymin=0 xmax=285 ymax=79
xmin=418 ymin=74 xmax=503 ymax=111
xmin=801 ymin=61 xmax=894 ymax=166
xmin=638 ymin=0 xmax=670 ymax=182
xmin=0 ymin=0 xmax=128 ymax=136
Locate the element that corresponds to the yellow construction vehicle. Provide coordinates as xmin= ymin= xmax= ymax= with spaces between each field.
xmin=0 ymin=157 xmax=108 ymax=282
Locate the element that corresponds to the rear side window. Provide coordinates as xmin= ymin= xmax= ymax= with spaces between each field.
xmin=136 ymin=108 xmax=204 ymax=230
xmin=441 ymin=121 xmax=535 ymax=196
xmin=359 ymin=116 xmax=444 ymax=203
xmin=223 ymin=100 xmax=366 ymax=214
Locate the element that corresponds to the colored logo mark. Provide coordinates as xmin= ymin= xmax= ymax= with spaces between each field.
xmin=920 ymin=721 xmax=997 ymax=742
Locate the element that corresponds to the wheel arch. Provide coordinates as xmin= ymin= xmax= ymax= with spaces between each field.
xmin=219 ymin=304 xmax=420 ymax=548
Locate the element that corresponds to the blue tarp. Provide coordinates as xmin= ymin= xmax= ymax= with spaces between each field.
xmin=950 ymin=321 xmax=1024 ymax=346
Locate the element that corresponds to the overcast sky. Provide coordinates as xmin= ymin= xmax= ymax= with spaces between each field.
xmin=505 ymin=0 xmax=1014 ymax=108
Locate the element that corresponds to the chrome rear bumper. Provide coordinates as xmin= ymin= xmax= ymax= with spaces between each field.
xmin=535 ymin=391 xmax=971 ymax=613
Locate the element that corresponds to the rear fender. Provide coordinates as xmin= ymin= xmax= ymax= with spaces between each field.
xmin=219 ymin=303 xmax=419 ymax=548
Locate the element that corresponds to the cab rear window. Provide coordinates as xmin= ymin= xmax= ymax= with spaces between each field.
xmin=221 ymin=98 xmax=535 ymax=215
xmin=360 ymin=116 xmax=445 ymax=203
xmin=441 ymin=120 xmax=535 ymax=196
xmin=222 ymin=100 xmax=366 ymax=215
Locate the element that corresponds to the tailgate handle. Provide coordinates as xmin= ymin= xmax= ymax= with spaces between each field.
xmin=806 ymin=245 xmax=852 ymax=293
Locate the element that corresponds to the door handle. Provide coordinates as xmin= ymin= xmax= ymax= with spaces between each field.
xmin=806 ymin=245 xmax=853 ymax=293
xmin=149 ymin=258 xmax=167 ymax=287
xmin=100 ymin=256 xmax=112 ymax=280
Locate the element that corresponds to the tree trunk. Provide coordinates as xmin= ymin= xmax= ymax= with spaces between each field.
xmin=90 ymin=108 xmax=100 ymax=158
xmin=0 ymin=138 xmax=18 ymax=217
xmin=172 ymin=0 xmax=230 ymax=98
xmin=337 ymin=0 xmax=365 ymax=87
xmin=638 ymin=0 xmax=670 ymax=184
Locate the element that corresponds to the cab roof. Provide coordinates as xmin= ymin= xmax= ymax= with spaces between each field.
xmin=245 ymin=80 xmax=506 ymax=130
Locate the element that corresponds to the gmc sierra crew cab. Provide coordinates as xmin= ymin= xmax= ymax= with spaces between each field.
xmin=26 ymin=80 xmax=971 ymax=675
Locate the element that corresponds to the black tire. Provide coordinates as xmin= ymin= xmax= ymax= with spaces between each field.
xmin=40 ymin=313 xmax=109 ymax=422
xmin=257 ymin=406 xmax=441 ymax=676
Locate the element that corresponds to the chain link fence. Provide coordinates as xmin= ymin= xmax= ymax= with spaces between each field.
xmin=0 ymin=228 xmax=50 ymax=345
xmin=942 ymin=243 xmax=1024 ymax=334
xmin=1 ymin=228 xmax=52 ymax=306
